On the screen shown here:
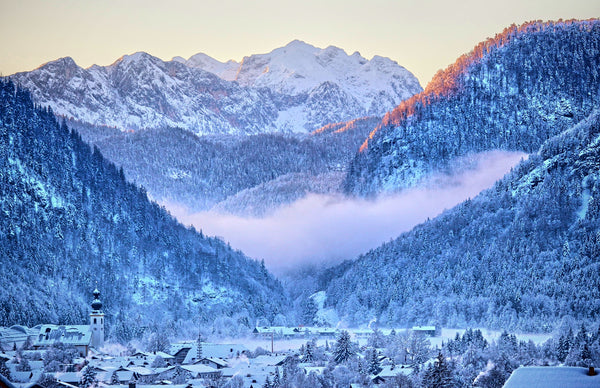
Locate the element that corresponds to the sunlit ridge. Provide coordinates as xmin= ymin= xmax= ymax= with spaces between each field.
xmin=359 ymin=18 xmax=599 ymax=153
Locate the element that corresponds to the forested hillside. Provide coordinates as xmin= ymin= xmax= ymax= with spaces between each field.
xmin=325 ymin=111 xmax=600 ymax=330
xmin=74 ymin=117 xmax=379 ymax=213
xmin=346 ymin=19 xmax=600 ymax=196
xmin=0 ymin=81 xmax=287 ymax=338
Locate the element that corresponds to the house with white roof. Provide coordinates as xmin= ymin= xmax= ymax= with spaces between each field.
xmin=502 ymin=366 xmax=600 ymax=388
xmin=195 ymin=357 xmax=228 ymax=369
xmin=31 ymin=289 xmax=106 ymax=357
xmin=411 ymin=326 xmax=438 ymax=337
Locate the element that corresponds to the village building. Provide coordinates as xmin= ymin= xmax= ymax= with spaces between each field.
xmin=31 ymin=289 xmax=105 ymax=357
xmin=194 ymin=357 xmax=228 ymax=369
xmin=503 ymin=366 xmax=600 ymax=388
xmin=411 ymin=326 xmax=438 ymax=337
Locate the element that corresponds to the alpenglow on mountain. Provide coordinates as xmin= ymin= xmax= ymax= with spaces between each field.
xmin=10 ymin=41 xmax=422 ymax=135
xmin=345 ymin=19 xmax=600 ymax=196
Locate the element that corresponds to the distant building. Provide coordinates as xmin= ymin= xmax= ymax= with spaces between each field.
xmin=195 ymin=357 xmax=228 ymax=369
xmin=503 ymin=366 xmax=600 ymax=388
xmin=411 ymin=326 xmax=437 ymax=337
xmin=33 ymin=325 xmax=92 ymax=357
xmin=89 ymin=288 xmax=105 ymax=349
xmin=32 ymin=288 xmax=105 ymax=357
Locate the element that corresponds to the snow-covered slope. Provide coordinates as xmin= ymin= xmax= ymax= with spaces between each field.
xmin=179 ymin=40 xmax=423 ymax=116
xmin=10 ymin=53 xmax=281 ymax=135
xmin=172 ymin=53 xmax=240 ymax=81
xmin=345 ymin=20 xmax=600 ymax=197
xmin=8 ymin=42 xmax=421 ymax=135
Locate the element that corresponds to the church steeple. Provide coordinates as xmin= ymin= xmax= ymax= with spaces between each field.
xmin=91 ymin=288 xmax=103 ymax=311
xmin=90 ymin=288 xmax=105 ymax=349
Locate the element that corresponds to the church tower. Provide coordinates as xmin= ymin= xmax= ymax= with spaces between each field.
xmin=90 ymin=288 xmax=104 ymax=349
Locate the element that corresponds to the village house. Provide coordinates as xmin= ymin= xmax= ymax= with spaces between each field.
xmin=32 ymin=289 xmax=105 ymax=357
xmin=411 ymin=326 xmax=438 ymax=337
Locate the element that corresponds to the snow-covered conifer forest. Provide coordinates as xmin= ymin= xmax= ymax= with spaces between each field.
xmin=1 ymin=19 xmax=600 ymax=388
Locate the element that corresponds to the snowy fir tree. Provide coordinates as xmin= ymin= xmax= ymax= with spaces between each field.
xmin=367 ymin=348 xmax=381 ymax=375
xmin=80 ymin=366 xmax=98 ymax=388
xmin=333 ymin=330 xmax=354 ymax=364
xmin=262 ymin=375 xmax=271 ymax=388
xmin=422 ymin=352 xmax=454 ymax=388
xmin=304 ymin=342 xmax=314 ymax=363
xmin=272 ymin=367 xmax=281 ymax=387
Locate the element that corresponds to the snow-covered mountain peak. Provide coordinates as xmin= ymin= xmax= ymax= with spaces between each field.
xmin=279 ymin=39 xmax=320 ymax=53
xmin=228 ymin=41 xmax=422 ymax=104
xmin=173 ymin=52 xmax=239 ymax=80
xmin=110 ymin=51 xmax=162 ymax=68
xmin=8 ymin=42 xmax=422 ymax=134
xmin=33 ymin=57 xmax=79 ymax=76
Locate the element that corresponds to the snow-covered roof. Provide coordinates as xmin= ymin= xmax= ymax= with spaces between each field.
xmin=33 ymin=325 xmax=91 ymax=347
xmin=197 ymin=357 xmax=228 ymax=367
xmin=0 ymin=326 xmax=37 ymax=349
xmin=253 ymin=326 xmax=308 ymax=336
xmin=252 ymin=355 xmax=287 ymax=366
xmin=153 ymin=351 xmax=174 ymax=359
xmin=171 ymin=342 xmax=248 ymax=363
xmin=376 ymin=365 xmax=413 ymax=378
xmin=180 ymin=364 xmax=220 ymax=375
xmin=303 ymin=366 xmax=325 ymax=375
xmin=503 ymin=366 xmax=600 ymax=388
xmin=55 ymin=372 xmax=81 ymax=384
xmin=412 ymin=326 xmax=436 ymax=331
xmin=127 ymin=366 xmax=156 ymax=376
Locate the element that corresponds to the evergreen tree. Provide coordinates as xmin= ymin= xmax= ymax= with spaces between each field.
xmin=367 ymin=348 xmax=381 ymax=375
xmin=333 ymin=330 xmax=354 ymax=364
xmin=422 ymin=352 xmax=453 ymax=388
xmin=0 ymin=361 xmax=11 ymax=381
xmin=273 ymin=367 xmax=281 ymax=388
xmin=263 ymin=375 xmax=271 ymax=388
xmin=80 ymin=366 xmax=98 ymax=388
xmin=473 ymin=364 xmax=508 ymax=388
xmin=557 ymin=334 xmax=570 ymax=362
xmin=301 ymin=297 xmax=318 ymax=326
xmin=304 ymin=342 xmax=314 ymax=363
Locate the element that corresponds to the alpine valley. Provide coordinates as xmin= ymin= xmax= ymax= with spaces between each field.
xmin=2 ymin=19 xmax=600 ymax=388
xmin=9 ymin=42 xmax=420 ymax=213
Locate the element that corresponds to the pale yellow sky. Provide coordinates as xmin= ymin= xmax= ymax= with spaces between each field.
xmin=1 ymin=0 xmax=598 ymax=85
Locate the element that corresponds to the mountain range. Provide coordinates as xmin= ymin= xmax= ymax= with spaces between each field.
xmin=10 ymin=41 xmax=422 ymax=135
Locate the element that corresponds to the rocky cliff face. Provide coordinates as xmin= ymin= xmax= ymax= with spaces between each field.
xmin=10 ymin=41 xmax=422 ymax=134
